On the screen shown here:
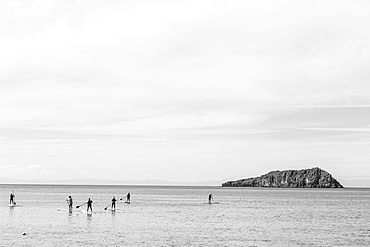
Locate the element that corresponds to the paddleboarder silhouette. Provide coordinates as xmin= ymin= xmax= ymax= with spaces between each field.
xmin=208 ymin=194 xmax=213 ymax=204
xmin=87 ymin=198 xmax=93 ymax=212
xmin=111 ymin=196 xmax=117 ymax=210
xmin=67 ymin=196 xmax=73 ymax=211
xmin=10 ymin=192 xmax=15 ymax=205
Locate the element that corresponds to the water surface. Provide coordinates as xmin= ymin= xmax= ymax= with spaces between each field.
xmin=0 ymin=185 xmax=369 ymax=246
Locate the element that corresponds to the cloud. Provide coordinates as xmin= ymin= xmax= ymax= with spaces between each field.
xmin=1 ymin=0 xmax=370 ymax=100
xmin=0 ymin=164 xmax=52 ymax=178
xmin=0 ymin=0 xmax=370 ymax=183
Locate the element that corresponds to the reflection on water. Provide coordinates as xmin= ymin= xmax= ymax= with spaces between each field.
xmin=86 ymin=213 xmax=93 ymax=229
xmin=8 ymin=207 xmax=14 ymax=217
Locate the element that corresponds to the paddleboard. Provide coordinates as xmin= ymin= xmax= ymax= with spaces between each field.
xmin=204 ymin=202 xmax=220 ymax=204
xmin=9 ymin=203 xmax=17 ymax=207
xmin=125 ymin=202 xmax=131 ymax=204
xmin=105 ymin=208 xmax=121 ymax=212
xmin=57 ymin=208 xmax=74 ymax=212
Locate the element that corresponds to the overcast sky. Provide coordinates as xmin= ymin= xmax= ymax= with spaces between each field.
xmin=0 ymin=0 xmax=370 ymax=185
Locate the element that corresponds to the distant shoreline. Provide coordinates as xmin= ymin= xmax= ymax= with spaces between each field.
xmin=0 ymin=183 xmax=369 ymax=189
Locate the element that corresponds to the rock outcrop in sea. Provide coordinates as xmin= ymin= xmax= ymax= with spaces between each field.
xmin=222 ymin=167 xmax=343 ymax=188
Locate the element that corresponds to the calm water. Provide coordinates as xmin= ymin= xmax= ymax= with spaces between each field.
xmin=0 ymin=184 xmax=369 ymax=247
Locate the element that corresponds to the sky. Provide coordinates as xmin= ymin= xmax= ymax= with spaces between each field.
xmin=0 ymin=0 xmax=370 ymax=186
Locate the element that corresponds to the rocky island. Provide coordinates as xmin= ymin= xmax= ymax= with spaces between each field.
xmin=222 ymin=167 xmax=343 ymax=188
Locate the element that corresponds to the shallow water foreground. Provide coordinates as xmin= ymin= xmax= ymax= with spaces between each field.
xmin=0 ymin=185 xmax=369 ymax=246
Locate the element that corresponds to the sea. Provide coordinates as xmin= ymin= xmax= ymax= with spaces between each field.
xmin=0 ymin=184 xmax=369 ymax=247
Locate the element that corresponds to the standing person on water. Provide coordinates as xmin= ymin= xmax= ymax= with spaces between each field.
xmin=10 ymin=192 xmax=15 ymax=205
xmin=111 ymin=196 xmax=117 ymax=210
xmin=126 ymin=193 xmax=131 ymax=203
xmin=67 ymin=196 xmax=73 ymax=211
xmin=208 ymin=194 xmax=213 ymax=204
xmin=87 ymin=198 xmax=93 ymax=212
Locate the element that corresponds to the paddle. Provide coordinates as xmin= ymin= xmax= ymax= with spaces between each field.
xmin=104 ymin=203 xmax=112 ymax=210
xmin=120 ymin=197 xmax=130 ymax=202
xmin=76 ymin=202 xmax=86 ymax=209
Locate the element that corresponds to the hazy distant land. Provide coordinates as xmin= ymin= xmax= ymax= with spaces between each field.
xmin=2 ymin=168 xmax=369 ymax=187
xmin=0 ymin=177 xmax=222 ymax=186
